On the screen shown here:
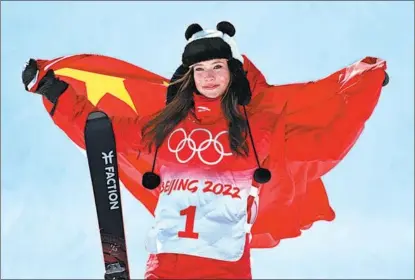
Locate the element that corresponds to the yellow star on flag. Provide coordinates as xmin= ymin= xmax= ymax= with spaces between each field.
xmin=55 ymin=68 xmax=138 ymax=113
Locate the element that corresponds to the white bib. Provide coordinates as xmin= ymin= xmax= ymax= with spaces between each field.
xmin=145 ymin=165 xmax=258 ymax=261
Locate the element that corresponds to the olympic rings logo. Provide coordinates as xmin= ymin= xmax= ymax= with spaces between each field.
xmin=167 ymin=128 xmax=232 ymax=165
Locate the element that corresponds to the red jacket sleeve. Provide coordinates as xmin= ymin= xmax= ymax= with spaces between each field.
xmin=284 ymin=57 xmax=387 ymax=181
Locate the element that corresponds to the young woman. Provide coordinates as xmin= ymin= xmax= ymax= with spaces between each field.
xmin=21 ymin=21 xmax=388 ymax=279
xmin=140 ymin=22 xmax=274 ymax=279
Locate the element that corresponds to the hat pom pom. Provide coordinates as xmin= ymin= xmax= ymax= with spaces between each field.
xmin=142 ymin=172 xmax=161 ymax=189
xmin=185 ymin=23 xmax=203 ymax=40
xmin=217 ymin=21 xmax=235 ymax=37
xmin=253 ymin=167 xmax=271 ymax=184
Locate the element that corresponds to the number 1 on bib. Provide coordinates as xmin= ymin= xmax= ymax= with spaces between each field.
xmin=178 ymin=206 xmax=199 ymax=239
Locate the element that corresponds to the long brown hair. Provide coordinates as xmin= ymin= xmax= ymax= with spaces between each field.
xmin=141 ymin=60 xmax=250 ymax=156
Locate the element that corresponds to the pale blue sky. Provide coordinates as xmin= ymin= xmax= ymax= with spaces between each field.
xmin=1 ymin=1 xmax=413 ymax=279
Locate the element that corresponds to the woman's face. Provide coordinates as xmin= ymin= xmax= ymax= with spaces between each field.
xmin=193 ymin=59 xmax=230 ymax=98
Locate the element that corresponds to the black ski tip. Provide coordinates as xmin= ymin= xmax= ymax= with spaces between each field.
xmin=88 ymin=111 xmax=108 ymax=120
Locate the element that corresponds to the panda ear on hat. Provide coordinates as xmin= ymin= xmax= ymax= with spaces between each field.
xmin=216 ymin=21 xmax=236 ymax=37
xmin=185 ymin=23 xmax=203 ymax=40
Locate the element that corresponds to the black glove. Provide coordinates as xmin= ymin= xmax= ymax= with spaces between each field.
xmin=21 ymin=59 xmax=68 ymax=104
xmin=383 ymin=71 xmax=389 ymax=87
xmin=22 ymin=59 xmax=38 ymax=90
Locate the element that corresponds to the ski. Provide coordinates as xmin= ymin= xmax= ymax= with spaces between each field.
xmin=84 ymin=111 xmax=130 ymax=280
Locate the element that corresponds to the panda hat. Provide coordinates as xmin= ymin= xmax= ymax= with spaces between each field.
xmin=181 ymin=21 xmax=244 ymax=67
xmin=166 ymin=21 xmax=251 ymax=106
